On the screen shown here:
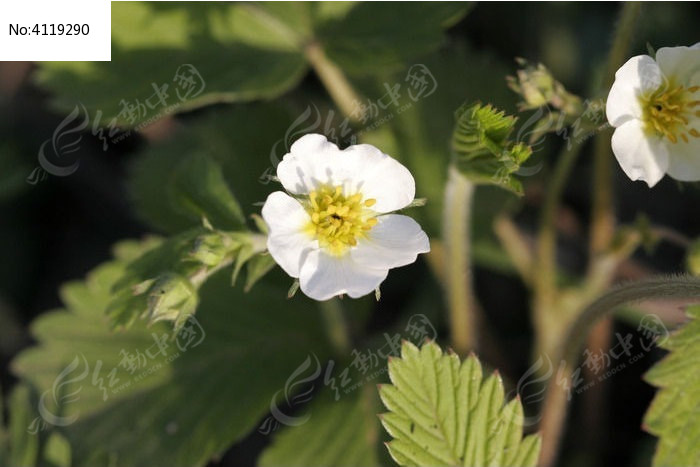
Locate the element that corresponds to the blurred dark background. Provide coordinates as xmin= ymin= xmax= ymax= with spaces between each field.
xmin=1 ymin=3 xmax=699 ymax=466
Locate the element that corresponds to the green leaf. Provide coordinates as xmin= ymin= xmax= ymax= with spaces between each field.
xmin=259 ymin=387 xmax=384 ymax=467
xmin=7 ymin=384 xmax=38 ymax=467
xmin=643 ymin=306 xmax=700 ymax=467
xmin=11 ymin=239 xmax=332 ymax=467
xmin=168 ymin=153 xmax=246 ymax=230
xmin=379 ymin=341 xmax=541 ymax=467
xmin=318 ymin=2 xmax=472 ymax=75
xmin=35 ymin=2 xmax=470 ymax=128
xmin=452 ymin=103 xmax=533 ymax=195
xmin=36 ymin=2 xmax=309 ymax=127
xmin=129 ymin=104 xmax=292 ymax=234
xmin=43 ymin=432 xmax=72 ymax=467
xmin=131 ymin=150 xmax=246 ymax=234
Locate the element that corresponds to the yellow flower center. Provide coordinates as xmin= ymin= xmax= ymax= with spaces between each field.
xmin=305 ymin=185 xmax=377 ymax=256
xmin=640 ymin=82 xmax=700 ymax=143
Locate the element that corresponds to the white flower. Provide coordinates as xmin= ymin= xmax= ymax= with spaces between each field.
xmin=606 ymin=43 xmax=700 ymax=187
xmin=261 ymin=134 xmax=430 ymax=301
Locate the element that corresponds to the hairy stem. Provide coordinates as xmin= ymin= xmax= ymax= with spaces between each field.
xmin=443 ymin=166 xmax=477 ymax=355
xmin=305 ymin=42 xmax=364 ymax=123
xmin=538 ymin=275 xmax=700 ymax=467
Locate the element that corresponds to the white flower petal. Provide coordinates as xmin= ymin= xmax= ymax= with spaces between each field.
xmin=341 ymin=144 xmax=416 ymax=212
xmin=611 ymin=119 xmax=670 ymax=187
xmin=298 ymin=250 xmax=388 ymax=301
xmin=656 ymin=45 xmax=700 ymax=87
xmin=276 ymin=134 xmax=415 ymax=211
xmin=666 ymin=137 xmax=700 ymax=182
xmin=606 ymin=55 xmax=662 ymax=127
xmin=351 ymin=214 xmax=430 ymax=270
xmin=276 ymin=134 xmax=344 ymax=195
xmin=261 ymin=191 xmax=315 ymax=278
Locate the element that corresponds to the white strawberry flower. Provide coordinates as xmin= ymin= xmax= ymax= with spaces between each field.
xmin=606 ymin=43 xmax=700 ymax=187
xmin=261 ymin=134 xmax=430 ymax=301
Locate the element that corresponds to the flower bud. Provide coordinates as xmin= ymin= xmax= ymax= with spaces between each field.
xmin=146 ymin=273 xmax=198 ymax=327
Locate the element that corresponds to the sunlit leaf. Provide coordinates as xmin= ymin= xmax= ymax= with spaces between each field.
xmin=35 ymin=2 xmax=471 ymax=128
xmin=379 ymin=341 xmax=540 ymax=467
xmin=11 ymin=239 xmax=332 ymax=467
xmin=36 ymin=2 xmax=308 ymax=127
xmin=643 ymin=305 xmax=700 ymax=467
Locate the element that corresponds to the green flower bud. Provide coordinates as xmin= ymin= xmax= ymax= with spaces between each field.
xmin=190 ymin=232 xmax=229 ymax=266
xmin=146 ymin=273 xmax=198 ymax=328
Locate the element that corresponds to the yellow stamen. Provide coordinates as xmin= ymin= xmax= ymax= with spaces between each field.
xmin=305 ymin=185 xmax=379 ymax=256
xmin=640 ymin=81 xmax=699 ymax=145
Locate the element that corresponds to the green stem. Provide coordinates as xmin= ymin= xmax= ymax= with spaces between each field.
xmin=320 ymin=298 xmax=352 ymax=356
xmin=534 ymin=135 xmax=588 ymax=331
xmin=443 ymin=166 xmax=477 ymax=355
xmin=536 ymin=5 xmax=643 ymax=463
xmin=538 ymin=275 xmax=700 ymax=467
xmin=590 ymin=1 xmax=641 ymax=257
xmin=305 ymin=42 xmax=364 ymax=123
xmin=532 ymin=133 xmax=592 ymax=364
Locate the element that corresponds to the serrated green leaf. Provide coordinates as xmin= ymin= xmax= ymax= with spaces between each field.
xmin=11 ymin=239 xmax=332 ymax=467
xmin=452 ymin=103 xmax=533 ymax=195
xmin=643 ymin=306 xmax=700 ymax=467
xmin=379 ymin=341 xmax=540 ymax=467
xmin=7 ymin=384 xmax=38 ymax=467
